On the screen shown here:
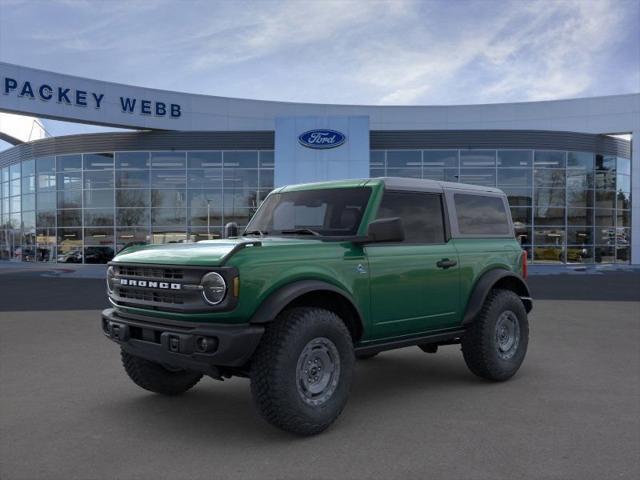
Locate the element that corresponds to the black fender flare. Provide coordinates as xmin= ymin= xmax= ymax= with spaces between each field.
xmin=249 ymin=279 xmax=365 ymax=329
xmin=462 ymin=269 xmax=532 ymax=325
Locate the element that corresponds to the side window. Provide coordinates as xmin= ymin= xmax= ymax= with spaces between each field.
xmin=454 ymin=193 xmax=511 ymax=235
xmin=376 ymin=191 xmax=445 ymax=244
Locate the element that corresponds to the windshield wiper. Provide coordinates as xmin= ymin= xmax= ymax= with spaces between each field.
xmin=243 ymin=229 xmax=267 ymax=237
xmin=280 ymin=228 xmax=322 ymax=236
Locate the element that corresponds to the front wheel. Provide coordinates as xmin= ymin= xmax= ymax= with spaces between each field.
xmin=121 ymin=350 xmax=203 ymax=395
xmin=461 ymin=289 xmax=529 ymax=381
xmin=250 ymin=307 xmax=355 ymax=435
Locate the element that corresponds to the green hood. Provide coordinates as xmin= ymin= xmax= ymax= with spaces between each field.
xmin=112 ymin=237 xmax=322 ymax=266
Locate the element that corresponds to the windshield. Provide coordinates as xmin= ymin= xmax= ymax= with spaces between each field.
xmin=245 ymin=187 xmax=372 ymax=237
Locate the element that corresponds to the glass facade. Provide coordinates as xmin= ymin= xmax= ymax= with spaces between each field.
xmin=371 ymin=149 xmax=632 ymax=264
xmin=0 ymin=146 xmax=632 ymax=265
xmin=0 ymin=150 xmax=274 ymax=263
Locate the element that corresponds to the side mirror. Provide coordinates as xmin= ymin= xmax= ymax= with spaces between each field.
xmin=224 ymin=222 xmax=239 ymax=238
xmin=365 ymin=217 xmax=405 ymax=243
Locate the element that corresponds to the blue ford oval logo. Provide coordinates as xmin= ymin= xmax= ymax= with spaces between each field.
xmin=298 ymin=129 xmax=346 ymax=149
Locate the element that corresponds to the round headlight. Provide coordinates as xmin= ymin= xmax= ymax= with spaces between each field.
xmin=106 ymin=266 xmax=115 ymax=294
xmin=201 ymin=272 xmax=227 ymax=305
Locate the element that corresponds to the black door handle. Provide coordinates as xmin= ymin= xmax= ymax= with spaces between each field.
xmin=437 ymin=258 xmax=457 ymax=269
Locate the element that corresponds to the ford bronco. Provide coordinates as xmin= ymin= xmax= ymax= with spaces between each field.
xmin=102 ymin=177 xmax=532 ymax=435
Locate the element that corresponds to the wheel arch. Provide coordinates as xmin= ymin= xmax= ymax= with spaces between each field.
xmin=462 ymin=269 xmax=532 ymax=325
xmin=249 ymin=280 xmax=365 ymax=341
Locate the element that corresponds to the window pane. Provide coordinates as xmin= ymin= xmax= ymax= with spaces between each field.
xmin=83 ymin=153 xmax=114 ymax=170
xmin=617 ymin=210 xmax=630 ymax=227
xmin=534 ymin=227 xmax=565 ymax=245
xmin=189 ymin=207 xmax=222 ymax=227
xmin=423 ymin=150 xmax=458 ymax=168
xmin=566 ymin=187 xmax=593 ymax=208
xmin=498 ymin=169 xmax=531 ymax=187
xmin=595 ymin=209 xmax=615 ymax=227
xmin=57 ymin=171 xmax=82 ymax=190
xmin=566 ymin=169 xmax=593 ymax=189
xmin=151 ymin=208 xmax=187 ymax=226
xmin=454 ymin=194 xmax=510 ymax=235
xmin=535 ymin=187 xmax=565 ymax=208
xmin=151 ymin=170 xmax=186 ymax=188
xmin=57 ymin=229 xmax=83 ymax=263
xmin=36 ymin=157 xmax=55 ymax=174
xmin=567 ymin=151 xmax=594 ymax=169
xmin=534 ymin=169 xmax=565 ymax=187
xmin=567 ymin=227 xmax=593 ymax=245
xmin=116 ymin=228 xmax=149 ymax=251
xmin=459 ymin=169 xmax=496 ymax=186
xmin=21 ymin=175 xmax=36 ymax=194
xmin=259 ymin=170 xmax=274 ymax=189
xmin=37 ymin=173 xmax=56 ymax=191
xmin=188 ymin=168 xmax=222 ymax=188
xmin=387 ymin=150 xmax=421 ymax=168
xmin=567 ymin=246 xmax=592 ymax=263
xmin=510 ymin=207 xmax=531 ymax=226
xmin=84 ymin=190 xmax=114 ymax=209
xmin=21 ymin=159 xmax=35 ymax=176
xmin=188 ymin=190 xmax=223 ymax=211
xmin=422 ymin=168 xmax=458 ymax=182
xmin=533 ymin=246 xmax=564 ymax=263
xmin=189 ymin=227 xmax=223 ymax=241
xmin=116 ymin=170 xmax=149 ymax=188
xmin=37 ymin=191 xmax=56 ymax=211
xmin=151 ymin=229 xmax=188 ymax=244
xmin=117 ymin=208 xmax=150 ymax=226
xmin=84 ymin=246 xmax=115 ymax=264
xmin=57 ymin=154 xmax=82 ymax=171
xmin=534 ymin=151 xmax=566 ymax=168
xmin=187 ymin=151 xmax=222 ymax=169
xmin=386 ymin=167 xmax=421 ymax=178
xmin=595 ymin=246 xmax=615 ymax=263
xmin=370 ymin=151 xmax=385 ymax=168
xmin=223 ymin=151 xmax=258 ymax=168
xmin=567 ymin=208 xmax=592 ymax=226
xmin=57 ymin=209 xmax=82 ymax=227
xmin=259 ymin=151 xmax=275 ymax=168
xmin=616 ymin=157 xmax=630 ymax=176
xmin=22 ymin=193 xmax=35 ymax=211
xmin=150 ymin=151 xmax=186 ymax=169
xmin=117 ymin=189 xmax=149 ymax=208
xmin=616 ymin=174 xmax=630 ymax=194
xmin=595 ymin=191 xmax=616 ymax=209
xmin=502 ymin=187 xmax=532 ymax=207
xmin=57 ymin=190 xmax=82 ymax=209
xmin=222 ymin=168 xmax=259 ymax=187
xmin=498 ymin=151 xmax=532 ymax=168
xmin=460 ymin=151 xmax=495 ymax=167
xmin=596 ymin=155 xmax=616 ymax=172
xmin=534 ymin=206 xmax=565 ymax=226
xmin=84 ymin=170 xmax=114 ymax=189
xmin=151 ymin=189 xmax=186 ymax=208
xmin=115 ymin=152 xmax=149 ymax=169
xmin=84 ymin=209 xmax=114 ymax=226
xmin=36 ymin=210 xmax=56 ymax=228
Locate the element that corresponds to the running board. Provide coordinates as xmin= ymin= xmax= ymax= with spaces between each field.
xmin=354 ymin=328 xmax=466 ymax=356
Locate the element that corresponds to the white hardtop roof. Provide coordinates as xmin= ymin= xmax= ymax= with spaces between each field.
xmin=379 ymin=177 xmax=504 ymax=194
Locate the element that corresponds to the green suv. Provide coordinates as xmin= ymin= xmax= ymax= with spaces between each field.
xmin=102 ymin=177 xmax=532 ymax=435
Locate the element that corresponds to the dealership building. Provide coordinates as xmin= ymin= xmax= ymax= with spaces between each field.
xmin=0 ymin=62 xmax=638 ymax=265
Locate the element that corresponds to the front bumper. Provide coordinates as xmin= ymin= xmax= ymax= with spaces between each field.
xmin=101 ymin=308 xmax=264 ymax=375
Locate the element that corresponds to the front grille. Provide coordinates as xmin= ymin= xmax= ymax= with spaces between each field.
xmin=118 ymin=287 xmax=184 ymax=305
xmin=115 ymin=265 xmax=184 ymax=280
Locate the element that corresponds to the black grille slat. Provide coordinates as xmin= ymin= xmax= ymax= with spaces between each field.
xmin=118 ymin=287 xmax=184 ymax=305
xmin=115 ymin=266 xmax=184 ymax=280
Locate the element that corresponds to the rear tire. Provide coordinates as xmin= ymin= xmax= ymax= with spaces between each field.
xmin=250 ymin=307 xmax=355 ymax=436
xmin=121 ymin=349 xmax=203 ymax=395
xmin=461 ymin=289 xmax=529 ymax=381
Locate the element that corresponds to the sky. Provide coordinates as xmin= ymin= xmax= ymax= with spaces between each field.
xmin=0 ymin=0 xmax=638 ymax=142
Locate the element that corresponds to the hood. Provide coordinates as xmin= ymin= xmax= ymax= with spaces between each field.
xmin=112 ymin=237 xmax=323 ymax=266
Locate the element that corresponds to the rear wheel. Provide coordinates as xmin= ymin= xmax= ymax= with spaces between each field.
xmin=461 ymin=289 xmax=529 ymax=381
xmin=121 ymin=349 xmax=203 ymax=395
xmin=250 ymin=307 xmax=355 ymax=435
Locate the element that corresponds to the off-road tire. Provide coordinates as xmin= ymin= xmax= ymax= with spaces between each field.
xmin=461 ymin=289 xmax=529 ymax=381
xmin=250 ymin=307 xmax=355 ymax=436
xmin=121 ymin=349 xmax=203 ymax=395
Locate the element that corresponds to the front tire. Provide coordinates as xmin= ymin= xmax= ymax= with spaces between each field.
xmin=461 ymin=289 xmax=529 ymax=381
xmin=121 ymin=350 xmax=203 ymax=395
xmin=250 ymin=307 xmax=355 ymax=436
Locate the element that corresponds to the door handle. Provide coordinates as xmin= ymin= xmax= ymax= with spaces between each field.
xmin=436 ymin=258 xmax=457 ymax=269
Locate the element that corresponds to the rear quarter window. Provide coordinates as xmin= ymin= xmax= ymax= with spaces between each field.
xmin=454 ymin=193 xmax=511 ymax=236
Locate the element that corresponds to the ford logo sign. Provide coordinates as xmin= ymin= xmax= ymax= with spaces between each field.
xmin=298 ymin=129 xmax=346 ymax=149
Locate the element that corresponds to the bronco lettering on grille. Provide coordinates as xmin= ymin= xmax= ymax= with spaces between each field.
xmin=119 ymin=279 xmax=181 ymax=290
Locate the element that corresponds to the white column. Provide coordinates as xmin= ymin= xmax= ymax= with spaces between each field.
xmin=631 ymin=129 xmax=639 ymax=265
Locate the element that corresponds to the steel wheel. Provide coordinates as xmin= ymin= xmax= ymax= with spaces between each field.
xmin=495 ymin=310 xmax=520 ymax=360
xmin=296 ymin=337 xmax=341 ymax=407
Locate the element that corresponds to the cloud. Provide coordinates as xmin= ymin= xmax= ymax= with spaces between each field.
xmin=0 ymin=0 xmax=637 ymax=106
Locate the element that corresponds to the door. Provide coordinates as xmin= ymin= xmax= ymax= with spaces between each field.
xmin=365 ymin=190 xmax=460 ymax=339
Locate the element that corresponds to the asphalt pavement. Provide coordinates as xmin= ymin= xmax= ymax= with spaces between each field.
xmin=0 ymin=269 xmax=639 ymax=479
